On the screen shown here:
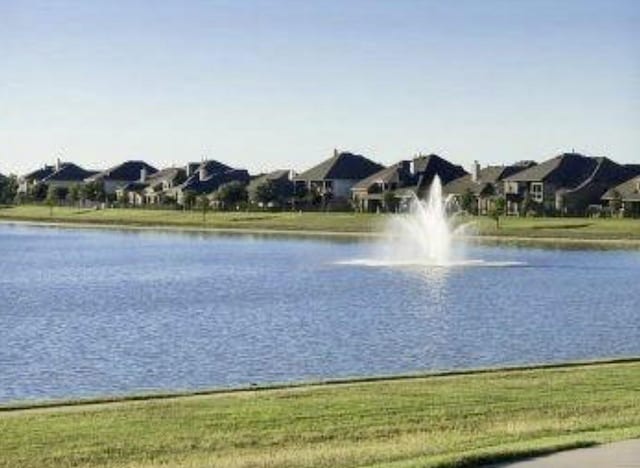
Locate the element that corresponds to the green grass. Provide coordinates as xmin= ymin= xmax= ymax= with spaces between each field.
xmin=1 ymin=360 xmax=640 ymax=467
xmin=1 ymin=205 xmax=640 ymax=243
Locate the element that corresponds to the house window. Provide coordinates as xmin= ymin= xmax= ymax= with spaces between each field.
xmin=530 ymin=182 xmax=543 ymax=202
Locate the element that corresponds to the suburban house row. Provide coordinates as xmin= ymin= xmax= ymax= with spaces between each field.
xmin=12 ymin=150 xmax=640 ymax=216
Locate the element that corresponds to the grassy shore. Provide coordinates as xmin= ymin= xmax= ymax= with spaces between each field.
xmin=1 ymin=360 xmax=640 ymax=467
xmin=1 ymin=205 xmax=640 ymax=243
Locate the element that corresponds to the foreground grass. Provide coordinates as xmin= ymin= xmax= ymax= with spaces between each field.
xmin=1 ymin=205 xmax=640 ymax=243
xmin=1 ymin=360 xmax=640 ymax=467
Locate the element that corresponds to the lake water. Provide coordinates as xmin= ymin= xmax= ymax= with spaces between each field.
xmin=1 ymin=223 xmax=639 ymax=403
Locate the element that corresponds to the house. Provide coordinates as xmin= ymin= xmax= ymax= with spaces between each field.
xmin=18 ymin=159 xmax=98 ymax=195
xmin=601 ymin=175 xmax=640 ymax=217
xmin=173 ymin=160 xmax=250 ymax=205
xmin=294 ymin=150 xmax=384 ymax=208
xmin=443 ymin=161 xmax=536 ymax=215
xmin=85 ymin=160 xmax=158 ymax=195
xmin=351 ymin=153 xmax=467 ymax=212
xmin=39 ymin=160 xmax=98 ymax=190
xmin=503 ymin=152 xmax=637 ymax=215
xmin=18 ymin=165 xmax=56 ymax=194
xmin=141 ymin=167 xmax=188 ymax=205
xmin=247 ymin=170 xmax=295 ymax=208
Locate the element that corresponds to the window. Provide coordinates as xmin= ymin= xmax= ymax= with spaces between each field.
xmin=530 ymin=182 xmax=543 ymax=202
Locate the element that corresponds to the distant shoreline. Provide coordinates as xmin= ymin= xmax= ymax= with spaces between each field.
xmin=2 ymin=216 xmax=640 ymax=249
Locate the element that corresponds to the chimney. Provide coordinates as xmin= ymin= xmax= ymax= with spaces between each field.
xmin=56 ymin=158 xmax=61 ymax=172
xmin=140 ymin=167 xmax=147 ymax=183
xmin=199 ymin=163 xmax=208 ymax=181
xmin=471 ymin=160 xmax=480 ymax=182
xmin=333 ymin=148 xmax=339 ymax=158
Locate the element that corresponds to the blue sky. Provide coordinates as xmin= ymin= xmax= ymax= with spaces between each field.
xmin=1 ymin=0 xmax=638 ymax=175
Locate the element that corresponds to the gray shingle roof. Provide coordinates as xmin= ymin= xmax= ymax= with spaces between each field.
xmin=41 ymin=163 xmax=98 ymax=183
xmin=295 ymin=151 xmax=384 ymax=181
xmin=21 ymin=165 xmax=56 ymax=182
xmin=602 ymin=176 xmax=640 ymax=201
xmin=352 ymin=162 xmax=411 ymax=191
xmin=503 ymin=153 xmax=598 ymax=187
xmin=178 ymin=160 xmax=250 ymax=195
xmin=86 ymin=161 xmax=158 ymax=182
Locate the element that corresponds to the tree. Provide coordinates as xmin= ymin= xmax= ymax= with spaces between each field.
xmin=489 ymin=196 xmax=506 ymax=229
xmin=83 ymin=181 xmax=106 ymax=202
xmin=45 ymin=185 xmax=58 ymax=216
xmin=383 ymin=190 xmax=397 ymax=213
xmin=253 ymin=180 xmax=277 ymax=208
xmin=182 ymin=190 xmax=197 ymax=210
xmin=460 ymin=188 xmax=476 ymax=215
xmin=197 ymin=194 xmax=210 ymax=223
xmin=67 ymin=184 xmax=80 ymax=206
xmin=610 ymin=190 xmax=622 ymax=216
xmin=0 ymin=174 xmax=18 ymax=204
xmin=31 ymin=183 xmax=48 ymax=202
xmin=214 ymin=181 xmax=247 ymax=210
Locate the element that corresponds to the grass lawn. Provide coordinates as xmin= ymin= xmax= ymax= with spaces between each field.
xmin=1 ymin=205 xmax=640 ymax=241
xmin=1 ymin=360 xmax=640 ymax=467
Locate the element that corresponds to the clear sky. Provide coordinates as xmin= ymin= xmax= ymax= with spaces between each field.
xmin=1 ymin=0 xmax=638 ymax=175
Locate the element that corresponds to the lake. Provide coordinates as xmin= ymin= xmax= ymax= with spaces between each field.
xmin=1 ymin=223 xmax=639 ymax=403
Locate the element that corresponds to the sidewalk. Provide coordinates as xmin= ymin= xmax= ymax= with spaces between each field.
xmin=497 ymin=439 xmax=640 ymax=467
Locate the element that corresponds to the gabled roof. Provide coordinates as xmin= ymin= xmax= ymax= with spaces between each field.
xmin=146 ymin=167 xmax=185 ymax=184
xmin=443 ymin=165 xmax=517 ymax=196
xmin=602 ymin=176 xmax=640 ymax=202
xmin=86 ymin=160 xmax=158 ymax=182
xmin=247 ymin=170 xmax=291 ymax=189
xmin=21 ymin=165 xmax=56 ymax=182
xmin=504 ymin=153 xmax=597 ymax=187
xmin=352 ymin=161 xmax=411 ymax=191
xmin=295 ymin=151 xmax=384 ymax=181
xmin=412 ymin=154 xmax=468 ymax=186
xmin=181 ymin=169 xmax=250 ymax=194
xmin=41 ymin=163 xmax=98 ymax=183
xmin=178 ymin=160 xmax=250 ymax=195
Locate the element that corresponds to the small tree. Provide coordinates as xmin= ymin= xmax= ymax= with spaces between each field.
xmin=31 ymin=183 xmax=48 ymax=202
xmin=253 ymin=180 xmax=277 ymax=208
xmin=182 ymin=190 xmax=197 ymax=210
xmin=489 ymin=196 xmax=506 ymax=229
xmin=0 ymin=174 xmax=18 ymax=205
xmin=83 ymin=181 xmax=106 ymax=202
xmin=197 ymin=194 xmax=210 ymax=223
xmin=45 ymin=185 xmax=57 ymax=216
xmin=609 ymin=190 xmax=622 ymax=216
xmin=214 ymin=181 xmax=248 ymax=210
xmin=383 ymin=190 xmax=397 ymax=213
xmin=67 ymin=184 xmax=80 ymax=206
xmin=460 ymin=188 xmax=476 ymax=215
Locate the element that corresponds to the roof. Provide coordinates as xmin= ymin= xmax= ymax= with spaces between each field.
xmin=412 ymin=154 xmax=468 ymax=186
xmin=503 ymin=153 xmax=598 ymax=187
xmin=118 ymin=182 xmax=147 ymax=192
xmin=41 ymin=163 xmax=98 ymax=183
xmin=178 ymin=160 xmax=250 ymax=195
xmin=443 ymin=165 xmax=516 ymax=196
xmin=86 ymin=160 xmax=158 ymax=182
xmin=247 ymin=170 xmax=291 ymax=190
xmin=295 ymin=151 xmax=384 ymax=181
xmin=352 ymin=162 xmax=411 ymax=191
xmin=145 ymin=167 xmax=185 ymax=185
xmin=21 ymin=165 xmax=56 ymax=182
xmin=602 ymin=175 xmax=640 ymax=201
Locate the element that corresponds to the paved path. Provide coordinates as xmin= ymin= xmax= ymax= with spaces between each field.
xmin=497 ymin=439 xmax=640 ymax=467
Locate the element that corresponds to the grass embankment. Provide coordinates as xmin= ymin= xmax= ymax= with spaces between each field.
xmin=1 ymin=205 xmax=639 ymax=243
xmin=2 ymin=360 xmax=640 ymax=468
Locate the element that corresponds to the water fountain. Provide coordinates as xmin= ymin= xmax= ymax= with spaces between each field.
xmin=385 ymin=176 xmax=461 ymax=266
xmin=341 ymin=175 xmax=521 ymax=268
